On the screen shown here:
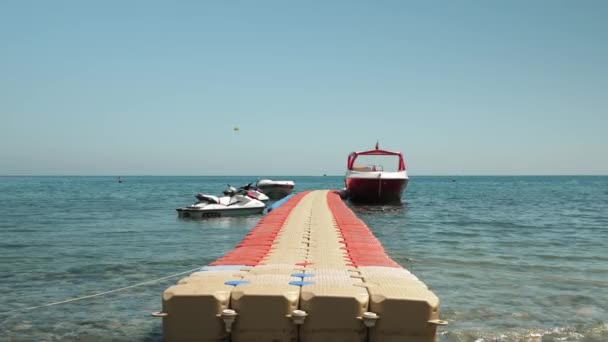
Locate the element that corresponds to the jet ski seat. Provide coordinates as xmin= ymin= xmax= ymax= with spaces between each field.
xmin=195 ymin=194 xmax=220 ymax=204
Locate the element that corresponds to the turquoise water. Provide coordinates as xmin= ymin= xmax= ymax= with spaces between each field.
xmin=0 ymin=176 xmax=607 ymax=341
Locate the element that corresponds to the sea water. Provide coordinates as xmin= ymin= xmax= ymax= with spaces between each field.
xmin=0 ymin=176 xmax=606 ymax=341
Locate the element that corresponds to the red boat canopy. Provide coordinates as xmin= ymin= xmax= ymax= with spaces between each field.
xmin=347 ymin=143 xmax=406 ymax=171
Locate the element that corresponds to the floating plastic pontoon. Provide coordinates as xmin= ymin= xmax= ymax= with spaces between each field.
xmin=158 ymin=190 xmax=445 ymax=341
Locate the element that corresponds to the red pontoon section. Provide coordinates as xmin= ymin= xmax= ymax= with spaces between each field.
xmin=326 ymin=192 xmax=401 ymax=268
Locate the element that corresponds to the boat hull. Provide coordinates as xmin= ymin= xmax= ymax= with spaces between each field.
xmin=345 ymin=177 xmax=408 ymax=204
xmin=176 ymin=207 xmax=264 ymax=219
xmin=257 ymin=185 xmax=294 ymax=200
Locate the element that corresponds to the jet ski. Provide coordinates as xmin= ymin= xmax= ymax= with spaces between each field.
xmin=238 ymin=182 xmax=269 ymax=202
xmin=176 ymin=186 xmax=265 ymax=219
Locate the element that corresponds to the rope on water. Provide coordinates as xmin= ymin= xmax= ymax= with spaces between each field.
xmin=404 ymin=257 xmax=608 ymax=286
xmin=0 ymin=266 xmax=201 ymax=317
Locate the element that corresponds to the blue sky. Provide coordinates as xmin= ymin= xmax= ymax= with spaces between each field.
xmin=1 ymin=1 xmax=606 ymax=175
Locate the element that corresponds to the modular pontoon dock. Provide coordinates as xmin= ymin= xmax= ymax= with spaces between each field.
xmin=158 ymin=190 xmax=444 ymax=341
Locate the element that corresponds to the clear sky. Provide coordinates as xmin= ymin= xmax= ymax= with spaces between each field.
xmin=1 ymin=1 xmax=606 ymax=176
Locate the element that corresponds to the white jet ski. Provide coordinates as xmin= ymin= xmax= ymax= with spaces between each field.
xmin=238 ymin=182 xmax=269 ymax=202
xmin=176 ymin=186 xmax=265 ymax=219
xmin=256 ymin=179 xmax=295 ymax=200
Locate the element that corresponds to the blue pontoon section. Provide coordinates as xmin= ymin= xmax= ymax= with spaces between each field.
xmin=267 ymin=194 xmax=295 ymax=213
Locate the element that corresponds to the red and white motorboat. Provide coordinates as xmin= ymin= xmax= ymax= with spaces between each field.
xmin=344 ymin=142 xmax=408 ymax=204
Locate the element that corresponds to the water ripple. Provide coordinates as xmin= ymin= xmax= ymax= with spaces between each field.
xmin=0 ymin=176 xmax=607 ymax=340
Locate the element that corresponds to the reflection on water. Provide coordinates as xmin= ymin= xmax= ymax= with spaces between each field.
xmin=349 ymin=201 xmax=406 ymax=215
xmin=180 ymin=215 xmax=263 ymax=229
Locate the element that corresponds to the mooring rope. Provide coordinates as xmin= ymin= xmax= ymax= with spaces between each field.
xmin=0 ymin=266 xmax=202 ymax=318
xmin=2 ymin=257 xmax=606 ymax=321
xmin=405 ymin=257 xmax=608 ymax=286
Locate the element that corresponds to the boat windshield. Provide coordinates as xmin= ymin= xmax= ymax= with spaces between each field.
xmin=351 ymin=155 xmax=401 ymax=172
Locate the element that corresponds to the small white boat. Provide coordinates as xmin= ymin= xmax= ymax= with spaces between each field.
xmin=238 ymin=183 xmax=269 ymax=201
xmin=256 ymin=179 xmax=295 ymax=200
xmin=176 ymin=186 xmax=265 ymax=219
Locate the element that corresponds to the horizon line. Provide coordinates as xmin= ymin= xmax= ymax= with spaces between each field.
xmin=1 ymin=174 xmax=607 ymax=177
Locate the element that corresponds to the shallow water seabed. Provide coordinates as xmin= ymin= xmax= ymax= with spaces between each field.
xmin=0 ymin=176 xmax=607 ymax=341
